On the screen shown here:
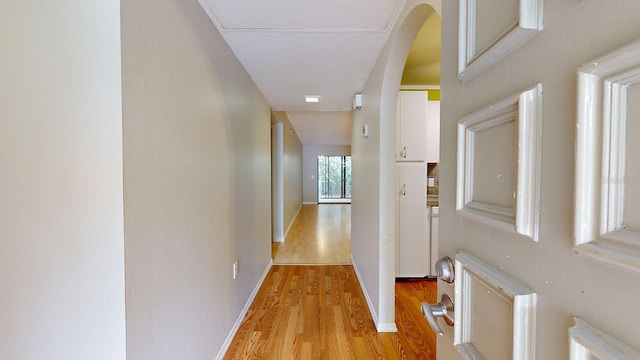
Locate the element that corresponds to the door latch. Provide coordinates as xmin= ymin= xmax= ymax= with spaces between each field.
xmin=435 ymin=256 xmax=455 ymax=283
xmin=421 ymin=294 xmax=455 ymax=336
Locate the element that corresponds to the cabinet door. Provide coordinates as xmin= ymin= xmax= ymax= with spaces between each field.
xmin=425 ymin=100 xmax=440 ymax=163
xmin=397 ymin=162 xmax=429 ymax=277
xmin=397 ymin=91 xmax=427 ymax=161
xmin=429 ymin=206 xmax=439 ymax=276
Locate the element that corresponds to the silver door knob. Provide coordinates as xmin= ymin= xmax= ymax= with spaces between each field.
xmin=435 ymin=257 xmax=455 ymax=283
xmin=421 ymin=294 xmax=454 ymax=336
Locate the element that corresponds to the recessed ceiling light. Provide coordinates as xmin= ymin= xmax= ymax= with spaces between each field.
xmin=305 ymin=95 xmax=321 ymax=103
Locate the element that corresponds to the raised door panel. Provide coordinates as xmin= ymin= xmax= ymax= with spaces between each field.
xmin=439 ymin=0 xmax=640 ymax=358
xmin=575 ymin=38 xmax=640 ymax=274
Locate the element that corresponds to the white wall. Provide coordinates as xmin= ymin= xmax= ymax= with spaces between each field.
xmin=273 ymin=112 xmax=304 ymax=233
xmin=302 ymin=145 xmax=351 ymax=203
xmin=0 ymin=1 xmax=125 ymax=359
xmin=121 ymin=0 xmax=272 ymax=358
xmin=351 ymin=0 xmax=437 ymax=331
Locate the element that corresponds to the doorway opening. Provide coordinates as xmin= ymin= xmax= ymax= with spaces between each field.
xmin=317 ymin=155 xmax=351 ymax=204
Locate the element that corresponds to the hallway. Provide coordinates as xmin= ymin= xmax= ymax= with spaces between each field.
xmin=224 ymin=265 xmax=436 ymax=359
xmin=225 ymin=204 xmax=437 ymax=359
xmin=272 ymin=204 xmax=352 ymax=265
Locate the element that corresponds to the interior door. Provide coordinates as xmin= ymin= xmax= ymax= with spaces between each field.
xmin=435 ymin=1 xmax=640 ymax=358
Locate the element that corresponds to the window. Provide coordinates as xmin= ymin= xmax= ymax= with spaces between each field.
xmin=318 ymin=155 xmax=351 ymax=203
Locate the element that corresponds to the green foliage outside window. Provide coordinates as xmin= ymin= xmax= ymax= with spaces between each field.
xmin=318 ymin=155 xmax=351 ymax=200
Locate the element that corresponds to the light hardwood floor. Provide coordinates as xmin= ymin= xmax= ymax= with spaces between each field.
xmin=224 ymin=265 xmax=437 ymax=360
xmin=228 ymin=203 xmax=438 ymax=359
xmin=272 ymin=204 xmax=351 ymax=265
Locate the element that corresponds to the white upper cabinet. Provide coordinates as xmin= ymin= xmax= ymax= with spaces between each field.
xmin=397 ymin=91 xmax=427 ymax=161
xmin=397 ymin=90 xmax=440 ymax=162
xmin=425 ymin=99 xmax=440 ymax=163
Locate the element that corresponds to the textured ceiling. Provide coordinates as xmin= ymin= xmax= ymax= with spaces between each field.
xmin=199 ymin=0 xmax=403 ymax=112
xmin=221 ymin=31 xmax=389 ymax=111
xmin=286 ymin=112 xmax=352 ymax=146
xmin=198 ymin=0 xmax=441 ymax=145
xmin=205 ymin=0 xmax=399 ymax=30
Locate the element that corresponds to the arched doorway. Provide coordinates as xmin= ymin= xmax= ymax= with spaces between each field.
xmin=349 ymin=0 xmax=441 ymax=334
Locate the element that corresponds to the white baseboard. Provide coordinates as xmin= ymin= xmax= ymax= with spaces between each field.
xmin=350 ymin=255 xmax=379 ymax=330
xmin=350 ymin=255 xmax=398 ymax=333
xmin=302 ymin=201 xmax=317 ymax=205
xmin=215 ymin=259 xmax=273 ymax=360
xmin=377 ymin=321 xmax=398 ymax=332
xmin=272 ymin=236 xmax=284 ymax=243
xmin=283 ymin=203 xmax=303 ymax=239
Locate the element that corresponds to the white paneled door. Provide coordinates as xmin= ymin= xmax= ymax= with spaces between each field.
xmin=435 ymin=0 xmax=640 ymax=358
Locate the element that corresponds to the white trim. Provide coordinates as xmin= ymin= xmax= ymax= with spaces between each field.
xmin=456 ymin=84 xmax=542 ymax=241
xmin=458 ymin=0 xmax=543 ymax=83
xmin=271 ymin=122 xmax=285 ymax=243
xmin=454 ymin=252 xmax=536 ymax=360
xmin=214 ymin=259 xmax=273 ymax=360
xmin=570 ymin=317 xmax=640 ymax=360
xmin=515 ymin=84 xmax=543 ymax=241
xmin=196 ymin=0 xmax=224 ymax=32
xmin=376 ymin=321 xmax=399 ymax=333
xmin=197 ymin=0 xmax=413 ymax=33
xmin=399 ymin=85 xmax=441 ymax=91
xmin=350 ymin=255 xmax=398 ymax=333
xmin=575 ymin=37 xmax=640 ymax=274
xmin=302 ymin=201 xmax=318 ymax=205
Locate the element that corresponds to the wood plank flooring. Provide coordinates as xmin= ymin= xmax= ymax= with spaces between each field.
xmin=272 ymin=204 xmax=351 ymax=265
xmin=224 ymin=265 xmax=437 ymax=360
xmin=247 ymin=203 xmax=438 ymax=359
